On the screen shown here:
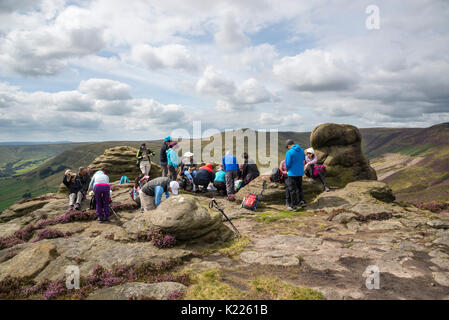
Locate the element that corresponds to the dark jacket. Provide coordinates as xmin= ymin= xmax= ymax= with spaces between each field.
xmin=160 ymin=142 xmax=169 ymax=164
xmin=141 ymin=177 xmax=171 ymax=196
xmin=136 ymin=148 xmax=153 ymax=163
xmin=63 ymin=176 xmax=82 ymax=194
xmin=194 ymin=168 xmax=215 ymax=185
xmin=241 ymin=159 xmax=260 ymax=180
xmin=77 ymin=172 xmax=91 ymax=194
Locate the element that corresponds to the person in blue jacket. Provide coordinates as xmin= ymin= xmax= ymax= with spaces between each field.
xmin=284 ymin=139 xmax=306 ymax=210
xmin=166 ymin=142 xmax=179 ymax=181
xmin=222 ymin=151 xmax=239 ymax=200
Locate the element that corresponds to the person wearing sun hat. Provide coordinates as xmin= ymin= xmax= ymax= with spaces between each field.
xmin=304 ymin=147 xmax=330 ymax=192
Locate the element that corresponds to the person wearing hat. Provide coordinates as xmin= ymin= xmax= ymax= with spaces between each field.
xmin=160 ymin=136 xmax=172 ymax=177
xmin=180 ymin=152 xmax=197 ymax=176
xmin=136 ymin=143 xmax=154 ymax=176
xmin=304 ymin=148 xmax=330 ymax=192
xmin=166 ymin=142 xmax=179 ymax=181
xmin=284 ymin=139 xmax=306 ymax=210
xmin=63 ymin=170 xmax=83 ymax=211
xmin=139 ymin=177 xmax=178 ymax=211
xmin=193 ymin=163 xmax=215 ymax=193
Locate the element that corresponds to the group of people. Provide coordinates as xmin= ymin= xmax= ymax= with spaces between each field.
xmin=279 ymin=139 xmax=330 ymax=211
xmin=63 ymin=135 xmax=331 ymax=222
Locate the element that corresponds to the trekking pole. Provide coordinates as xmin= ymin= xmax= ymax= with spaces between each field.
xmin=209 ymin=198 xmax=241 ymax=237
xmin=254 ymin=181 xmax=267 ymax=211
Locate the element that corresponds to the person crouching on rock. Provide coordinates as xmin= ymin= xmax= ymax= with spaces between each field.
xmin=63 ymin=170 xmax=83 ymax=211
xmin=238 ymin=152 xmax=260 ymax=190
xmin=139 ymin=177 xmax=179 ymax=211
xmin=88 ymin=168 xmax=110 ymax=222
xmin=132 ymin=174 xmax=149 ymax=213
xmin=194 ymin=163 xmax=215 ymax=193
xmin=213 ymin=166 xmax=227 ymax=196
xmin=304 ymin=148 xmax=330 ymax=192
xmin=285 ymin=139 xmax=306 ymax=211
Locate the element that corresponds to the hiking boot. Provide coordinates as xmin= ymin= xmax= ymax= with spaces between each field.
xmin=68 ymin=205 xmax=74 ymax=211
xmin=287 ymin=206 xmax=297 ymax=211
xmin=75 ymin=204 xmax=80 ymax=210
xmin=140 ymin=208 xmax=144 ymax=213
xmin=299 ymin=201 xmax=307 ymax=208
xmin=97 ymin=217 xmax=103 ymax=222
xmin=324 ymin=186 xmax=331 ymax=192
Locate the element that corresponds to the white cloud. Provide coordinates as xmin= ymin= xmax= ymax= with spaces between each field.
xmin=129 ymin=44 xmax=202 ymax=72
xmin=78 ymin=78 xmax=131 ymax=101
xmin=196 ymin=66 xmax=236 ymax=97
xmin=214 ymin=13 xmax=250 ymax=52
xmin=273 ymin=49 xmax=358 ymax=92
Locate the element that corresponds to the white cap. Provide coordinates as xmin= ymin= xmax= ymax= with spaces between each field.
xmin=184 ymin=152 xmax=194 ymax=157
xmin=306 ymin=147 xmax=315 ymax=154
xmin=170 ymin=181 xmax=179 ymax=195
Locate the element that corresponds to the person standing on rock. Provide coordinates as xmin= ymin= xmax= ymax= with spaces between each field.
xmin=160 ymin=136 xmax=172 ymax=177
xmin=140 ymin=177 xmax=179 ymax=211
xmin=88 ymin=169 xmax=111 ymax=222
xmin=222 ymin=151 xmax=239 ymax=201
xmin=136 ymin=143 xmax=154 ymax=176
xmin=166 ymin=142 xmax=179 ymax=181
xmin=285 ymin=139 xmax=306 ymax=210
xmin=63 ymin=170 xmax=83 ymax=211
xmin=304 ymin=148 xmax=330 ymax=192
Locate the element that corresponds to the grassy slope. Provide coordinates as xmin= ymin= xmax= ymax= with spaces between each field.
xmin=0 ymin=144 xmax=79 ymax=178
xmin=0 ymin=140 xmax=161 ymax=211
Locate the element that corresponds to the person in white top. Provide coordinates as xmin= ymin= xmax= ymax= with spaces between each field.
xmin=304 ymin=148 xmax=330 ymax=192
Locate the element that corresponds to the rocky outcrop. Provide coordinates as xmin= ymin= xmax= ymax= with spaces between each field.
xmin=89 ymin=146 xmax=162 ymax=182
xmin=310 ymin=123 xmax=377 ymax=187
xmin=125 ymin=195 xmax=234 ymax=242
xmin=87 ymin=282 xmax=186 ymax=300
xmin=309 ymin=181 xmax=397 ymax=221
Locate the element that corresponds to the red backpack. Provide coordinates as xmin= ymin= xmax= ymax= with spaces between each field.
xmin=242 ymin=193 xmax=258 ymax=210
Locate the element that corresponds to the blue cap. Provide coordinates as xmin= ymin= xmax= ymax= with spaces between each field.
xmin=164 ymin=136 xmax=171 ymax=142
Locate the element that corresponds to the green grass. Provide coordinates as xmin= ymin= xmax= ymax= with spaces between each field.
xmin=218 ymin=235 xmax=251 ymax=258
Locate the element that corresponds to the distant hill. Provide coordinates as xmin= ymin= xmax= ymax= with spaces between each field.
xmin=1 ymin=122 xmax=448 ymax=211
xmin=0 ymin=141 xmax=73 ymax=146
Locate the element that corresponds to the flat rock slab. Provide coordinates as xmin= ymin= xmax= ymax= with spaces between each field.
xmin=432 ymin=272 xmax=449 ymax=287
xmin=367 ymin=220 xmax=404 ymax=231
xmin=427 ymin=220 xmax=449 ymax=230
xmin=87 ymin=282 xmax=186 ymax=300
xmin=0 ymin=242 xmax=56 ymax=281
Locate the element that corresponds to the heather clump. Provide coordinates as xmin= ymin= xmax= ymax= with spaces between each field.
xmin=136 ymin=227 xmax=177 ymax=249
xmin=415 ymin=201 xmax=449 ymax=213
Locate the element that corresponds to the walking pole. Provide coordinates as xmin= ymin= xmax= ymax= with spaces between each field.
xmin=209 ymin=198 xmax=241 ymax=237
xmin=254 ymin=181 xmax=267 ymax=211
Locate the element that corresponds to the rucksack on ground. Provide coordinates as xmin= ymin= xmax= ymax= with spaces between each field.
xmin=242 ymin=193 xmax=258 ymax=210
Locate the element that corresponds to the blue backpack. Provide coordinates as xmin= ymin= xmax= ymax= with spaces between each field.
xmin=119 ymin=176 xmax=130 ymax=184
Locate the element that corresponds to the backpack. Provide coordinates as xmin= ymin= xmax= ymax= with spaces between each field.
xmin=313 ymin=165 xmax=326 ymax=178
xmin=242 ymin=193 xmax=258 ymax=210
xmin=270 ymin=168 xmax=281 ymax=183
xmin=119 ymin=176 xmax=130 ymax=184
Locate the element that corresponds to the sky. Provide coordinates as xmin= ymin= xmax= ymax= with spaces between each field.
xmin=0 ymin=0 xmax=448 ymax=142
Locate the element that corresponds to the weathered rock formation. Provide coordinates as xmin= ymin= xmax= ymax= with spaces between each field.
xmin=310 ymin=123 xmax=377 ymax=187
xmin=125 ymin=195 xmax=234 ymax=242
xmin=89 ymin=146 xmax=161 ymax=182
